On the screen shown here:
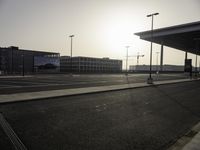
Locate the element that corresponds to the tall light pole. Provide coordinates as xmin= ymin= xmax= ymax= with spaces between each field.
xmin=69 ymin=35 xmax=74 ymax=73
xmin=125 ymin=46 xmax=130 ymax=75
xmin=22 ymin=51 xmax=25 ymax=76
xmin=156 ymin=52 xmax=160 ymax=72
xmin=147 ymin=12 xmax=159 ymax=84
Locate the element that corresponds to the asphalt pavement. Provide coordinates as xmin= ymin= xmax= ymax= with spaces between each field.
xmin=0 ymin=80 xmax=200 ymax=150
xmin=0 ymin=127 xmax=14 ymax=150
xmin=0 ymin=73 xmax=189 ymax=94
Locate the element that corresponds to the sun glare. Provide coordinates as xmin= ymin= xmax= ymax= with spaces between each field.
xmin=99 ymin=17 xmax=136 ymax=58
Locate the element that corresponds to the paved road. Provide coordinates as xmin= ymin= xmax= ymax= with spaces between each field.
xmin=0 ymin=73 xmax=189 ymax=94
xmin=0 ymin=80 xmax=199 ymax=150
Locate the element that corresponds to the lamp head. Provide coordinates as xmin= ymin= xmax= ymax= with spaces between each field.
xmin=69 ymin=35 xmax=74 ymax=37
xmin=147 ymin=13 xmax=159 ymax=17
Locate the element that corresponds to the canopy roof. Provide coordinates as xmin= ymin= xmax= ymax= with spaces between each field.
xmin=135 ymin=21 xmax=200 ymax=55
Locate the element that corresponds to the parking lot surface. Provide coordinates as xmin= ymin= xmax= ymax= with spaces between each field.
xmin=0 ymin=73 xmax=189 ymax=94
xmin=0 ymin=80 xmax=199 ymax=150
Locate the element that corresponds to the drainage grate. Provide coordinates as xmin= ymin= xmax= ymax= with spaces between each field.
xmin=0 ymin=113 xmax=27 ymax=150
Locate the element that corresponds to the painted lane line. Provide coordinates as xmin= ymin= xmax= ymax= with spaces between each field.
xmin=0 ymin=113 xmax=27 ymax=150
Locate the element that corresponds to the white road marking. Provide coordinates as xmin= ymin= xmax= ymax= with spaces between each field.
xmin=0 ymin=113 xmax=27 ymax=150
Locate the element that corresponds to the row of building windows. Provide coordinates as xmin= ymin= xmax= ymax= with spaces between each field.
xmin=60 ymin=56 xmax=122 ymax=73
xmin=62 ymin=60 xmax=121 ymax=64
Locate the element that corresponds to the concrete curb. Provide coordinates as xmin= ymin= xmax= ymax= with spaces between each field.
xmin=0 ymin=75 xmax=33 ymax=78
xmin=168 ymin=122 xmax=200 ymax=150
xmin=0 ymin=78 xmax=198 ymax=104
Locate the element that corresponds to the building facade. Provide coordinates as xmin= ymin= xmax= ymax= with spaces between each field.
xmin=129 ymin=64 xmax=185 ymax=72
xmin=0 ymin=46 xmax=60 ymax=75
xmin=60 ymin=56 xmax=122 ymax=73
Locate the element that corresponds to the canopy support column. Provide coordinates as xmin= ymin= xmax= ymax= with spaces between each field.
xmin=160 ymin=44 xmax=164 ymax=71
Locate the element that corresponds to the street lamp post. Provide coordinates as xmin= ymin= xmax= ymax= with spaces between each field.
xmin=125 ymin=46 xmax=130 ymax=75
xmin=195 ymin=49 xmax=198 ymax=77
xmin=147 ymin=12 xmax=159 ymax=84
xmin=21 ymin=51 xmax=25 ymax=76
xmin=69 ymin=35 xmax=74 ymax=74
xmin=156 ymin=52 xmax=160 ymax=72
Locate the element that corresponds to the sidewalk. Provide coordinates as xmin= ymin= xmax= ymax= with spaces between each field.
xmin=183 ymin=132 xmax=200 ymax=150
xmin=169 ymin=122 xmax=200 ymax=150
xmin=0 ymin=78 xmax=197 ymax=104
xmin=0 ymin=75 xmax=33 ymax=78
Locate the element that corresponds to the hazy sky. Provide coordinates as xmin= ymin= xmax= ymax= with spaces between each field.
xmin=0 ymin=0 xmax=200 ymax=67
